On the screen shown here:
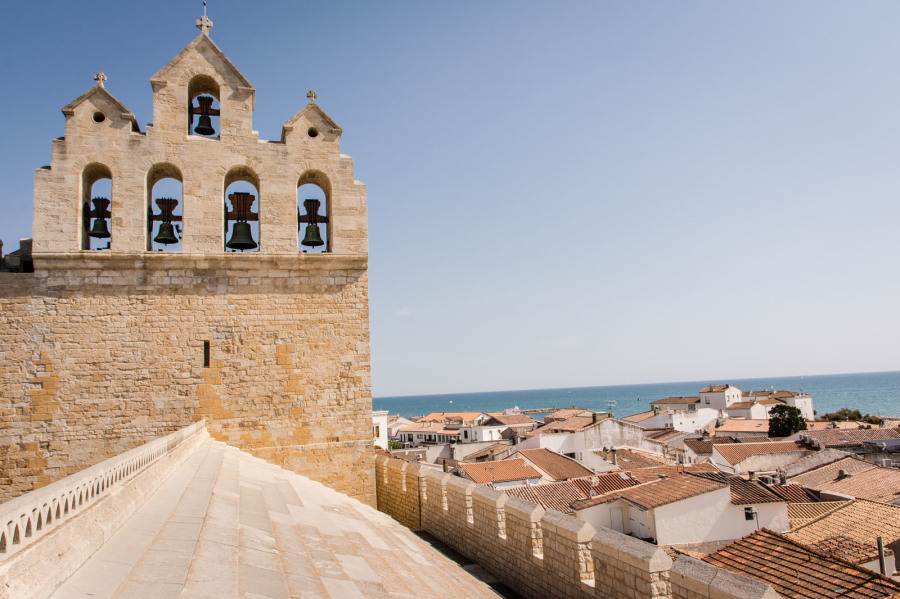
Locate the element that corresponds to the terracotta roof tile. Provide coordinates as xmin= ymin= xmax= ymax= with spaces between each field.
xmin=798 ymin=427 xmax=900 ymax=449
xmin=807 ymin=535 xmax=893 ymax=565
xmin=700 ymin=385 xmax=733 ymax=393
xmin=703 ymin=528 xmax=900 ymax=598
xmin=504 ymin=472 xmax=639 ymax=513
xmin=788 ymin=499 xmax=900 ymax=553
xmin=535 ymin=415 xmax=598 ymax=433
xmin=763 ymin=483 xmax=819 ymax=503
xmin=488 ymin=414 xmax=537 ymax=426
xmin=690 ymin=472 xmax=785 ymax=505
xmin=713 ymin=441 xmax=808 ymax=466
xmin=817 ymin=466 xmax=900 ymax=504
xmin=787 ymin=502 xmax=849 ymax=529
xmin=621 ymin=410 xmax=656 ymax=423
xmin=713 ymin=419 xmax=770 ymax=434
xmin=594 ymin=447 xmax=672 ymax=469
xmin=650 ymin=396 xmax=700 ymax=405
xmin=593 ymin=472 xmax=727 ymax=510
xmin=627 ymin=463 xmax=718 ymax=484
xmin=544 ymin=408 xmax=594 ymax=421
xmin=516 ymin=448 xmax=594 ymax=480
xmin=418 ymin=412 xmax=488 ymax=424
xmin=399 ymin=422 xmax=461 ymax=435
xmin=457 ymin=459 xmax=541 ymax=484
xmin=788 ymin=456 xmax=874 ymax=488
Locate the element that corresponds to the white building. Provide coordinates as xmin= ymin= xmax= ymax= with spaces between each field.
xmin=372 ymin=410 xmax=389 ymax=450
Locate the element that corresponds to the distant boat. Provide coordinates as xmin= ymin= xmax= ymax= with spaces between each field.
xmin=449 ymin=400 xmax=453 ymax=404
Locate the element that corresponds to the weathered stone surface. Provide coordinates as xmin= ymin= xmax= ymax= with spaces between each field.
xmin=0 ymin=30 xmax=372 ymax=505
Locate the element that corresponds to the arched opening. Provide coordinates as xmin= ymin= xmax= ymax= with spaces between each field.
xmin=147 ymin=164 xmax=184 ymax=251
xmin=188 ymin=75 xmax=220 ymax=138
xmin=82 ymin=163 xmax=112 ymax=250
xmin=297 ymin=171 xmax=331 ymax=253
xmin=224 ymin=167 xmax=260 ymax=252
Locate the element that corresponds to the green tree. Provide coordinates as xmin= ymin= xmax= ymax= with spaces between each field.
xmin=768 ymin=405 xmax=807 ymax=437
xmin=388 ymin=439 xmax=402 ymax=450
xmin=817 ymin=408 xmax=883 ymax=425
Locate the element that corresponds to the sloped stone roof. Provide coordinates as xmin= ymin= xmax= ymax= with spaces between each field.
xmin=516 ymin=448 xmax=593 ymax=480
xmin=457 ymin=458 xmax=541 ymax=484
xmin=30 ymin=436 xmax=502 ymax=598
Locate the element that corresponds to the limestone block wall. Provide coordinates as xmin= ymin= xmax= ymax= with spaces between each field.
xmin=0 ymin=258 xmax=374 ymax=505
xmin=374 ymin=455 xmax=781 ymax=599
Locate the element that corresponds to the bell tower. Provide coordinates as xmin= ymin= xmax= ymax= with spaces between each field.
xmin=1 ymin=13 xmax=373 ymax=504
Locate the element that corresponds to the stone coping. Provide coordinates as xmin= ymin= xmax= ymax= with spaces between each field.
xmin=0 ymin=421 xmax=206 ymax=559
xmin=32 ymin=252 xmax=367 ymax=272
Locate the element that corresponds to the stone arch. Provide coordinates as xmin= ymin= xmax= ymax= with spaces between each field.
xmin=81 ymin=162 xmax=113 ymax=250
xmin=224 ymin=166 xmax=261 ymax=252
xmin=188 ymin=74 xmax=221 ymax=137
xmin=297 ymin=170 xmax=332 ymax=253
xmin=147 ymin=163 xmax=184 ymax=251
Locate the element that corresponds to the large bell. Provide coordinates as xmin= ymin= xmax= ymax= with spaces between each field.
xmin=193 ymin=95 xmax=216 ymax=136
xmin=194 ymin=114 xmax=215 ymax=136
xmin=89 ymin=217 xmax=111 ymax=239
xmin=154 ymin=222 xmax=179 ymax=245
xmin=301 ymin=223 xmax=324 ymax=247
xmin=226 ymin=221 xmax=257 ymax=251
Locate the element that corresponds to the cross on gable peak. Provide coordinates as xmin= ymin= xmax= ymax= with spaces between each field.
xmin=94 ymin=72 xmax=107 ymax=87
xmin=307 ymin=90 xmax=318 ymax=103
xmin=196 ymin=2 xmax=213 ymax=35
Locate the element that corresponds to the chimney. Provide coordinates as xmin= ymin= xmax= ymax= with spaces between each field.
xmin=442 ymin=458 xmax=448 ymax=472
xmin=610 ymin=448 xmax=617 ymax=466
xmin=592 ymin=412 xmax=602 ymax=424
xmin=837 ymin=469 xmax=850 ymax=480
xmin=878 ymin=537 xmax=887 ymax=576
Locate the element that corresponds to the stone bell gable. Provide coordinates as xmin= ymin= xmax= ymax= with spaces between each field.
xmin=1 ymin=15 xmax=373 ymax=505
xmin=150 ymin=33 xmax=255 ymax=140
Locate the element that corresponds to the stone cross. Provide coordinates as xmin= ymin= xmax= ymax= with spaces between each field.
xmin=94 ymin=72 xmax=107 ymax=88
xmin=196 ymin=2 xmax=213 ymax=35
xmin=307 ymin=90 xmax=317 ymax=103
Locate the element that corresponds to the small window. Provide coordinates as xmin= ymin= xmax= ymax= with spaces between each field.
xmin=203 ymin=341 xmax=210 ymax=368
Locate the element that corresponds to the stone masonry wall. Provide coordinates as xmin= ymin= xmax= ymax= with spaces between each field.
xmin=374 ymin=455 xmax=781 ymax=599
xmin=0 ymin=261 xmax=374 ymax=505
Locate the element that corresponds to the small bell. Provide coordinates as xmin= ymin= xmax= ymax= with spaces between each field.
xmin=301 ymin=224 xmax=324 ymax=247
xmin=154 ymin=222 xmax=179 ymax=245
xmin=89 ymin=217 xmax=111 ymax=239
xmin=226 ymin=222 xmax=257 ymax=251
xmin=193 ymin=95 xmax=216 ymax=136
xmin=88 ymin=197 xmax=111 ymax=239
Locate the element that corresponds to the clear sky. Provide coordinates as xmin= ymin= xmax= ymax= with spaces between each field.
xmin=1 ymin=2 xmax=898 ymax=397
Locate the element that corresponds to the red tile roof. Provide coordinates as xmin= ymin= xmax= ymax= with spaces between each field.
xmin=817 ymin=466 xmax=900 ymax=504
xmin=516 ymin=448 xmax=594 ymax=480
xmin=595 ymin=473 xmax=727 ymax=510
xmin=626 ymin=463 xmax=718 ymax=484
xmin=788 ymin=456 xmax=874 ymax=488
xmin=713 ymin=441 xmax=808 ymax=466
xmin=763 ymin=483 xmax=818 ymax=503
xmin=703 ymin=528 xmax=900 ymax=599
xmin=788 ymin=499 xmax=900 ymax=554
xmin=535 ymin=415 xmax=599 ymax=433
xmin=621 ymin=410 xmax=656 ymax=423
xmin=594 ymin=447 xmax=671 ymax=469
xmin=689 ymin=472 xmax=785 ymax=505
xmin=504 ymin=472 xmax=640 ymax=513
xmin=798 ymin=427 xmax=900 ymax=449
xmin=457 ymin=459 xmax=541 ymax=484
xmin=650 ymin=396 xmax=700 ymax=405
xmin=713 ymin=419 xmax=770 ymax=434
xmin=807 ymin=535 xmax=893 ymax=565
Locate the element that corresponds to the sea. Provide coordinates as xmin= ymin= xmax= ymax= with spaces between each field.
xmin=373 ymin=371 xmax=900 ymax=421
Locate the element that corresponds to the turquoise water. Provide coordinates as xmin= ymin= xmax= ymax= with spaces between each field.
xmin=373 ymin=371 xmax=900 ymax=420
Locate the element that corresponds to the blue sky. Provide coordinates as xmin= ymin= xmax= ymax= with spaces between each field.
xmin=1 ymin=2 xmax=899 ymax=397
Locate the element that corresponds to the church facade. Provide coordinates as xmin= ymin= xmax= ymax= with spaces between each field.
xmin=0 ymin=17 xmax=373 ymax=504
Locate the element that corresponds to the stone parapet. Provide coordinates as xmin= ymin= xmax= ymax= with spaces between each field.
xmin=0 ymin=422 xmax=209 ymax=599
xmin=375 ymin=455 xmax=782 ymax=599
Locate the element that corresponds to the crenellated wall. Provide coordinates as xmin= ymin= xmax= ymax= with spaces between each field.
xmin=374 ymin=455 xmax=781 ymax=599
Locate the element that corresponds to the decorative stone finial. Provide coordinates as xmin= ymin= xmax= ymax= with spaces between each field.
xmin=307 ymin=90 xmax=318 ymax=103
xmin=196 ymin=1 xmax=213 ymax=35
xmin=94 ymin=72 xmax=107 ymax=88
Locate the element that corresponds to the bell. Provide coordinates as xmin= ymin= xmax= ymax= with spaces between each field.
xmin=301 ymin=223 xmax=324 ymax=247
xmin=194 ymin=114 xmax=215 ymax=136
xmin=154 ymin=222 xmax=179 ymax=245
xmin=226 ymin=221 xmax=257 ymax=250
xmin=89 ymin=217 xmax=111 ymax=239
xmin=193 ymin=95 xmax=216 ymax=136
